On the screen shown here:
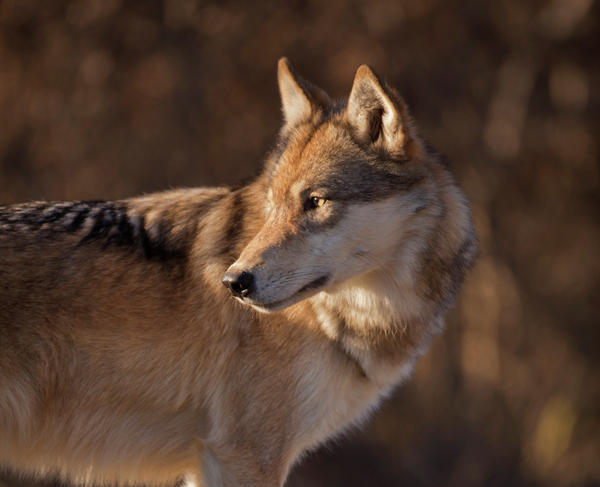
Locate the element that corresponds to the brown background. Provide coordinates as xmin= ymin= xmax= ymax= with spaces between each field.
xmin=0 ymin=1 xmax=598 ymax=486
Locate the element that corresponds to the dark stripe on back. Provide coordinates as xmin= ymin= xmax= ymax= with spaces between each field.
xmin=109 ymin=211 xmax=136 ymax=247
xmin=65 ymin=206 xmax=92 ymax=232
xmin=80 ymin=204 xmax=121 ymax=243
xmin=0 ymin=201 xmax=105 ymax=231
xmin=135 ymin=214 xmax=185 ymax=261
xmin=137 ymin=215 xmax=155 ymax=260
xmin=0 ymin=194 xmax=228 ymax=262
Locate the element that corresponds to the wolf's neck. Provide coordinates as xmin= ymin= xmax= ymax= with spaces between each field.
xmin=310 ymin=266 xmax=436 ymax=387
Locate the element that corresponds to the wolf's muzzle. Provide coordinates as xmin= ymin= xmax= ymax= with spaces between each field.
xmin=222 ymin=270 xmax=254 ymax=298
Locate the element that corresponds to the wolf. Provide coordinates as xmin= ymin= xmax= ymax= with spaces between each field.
xmin=0 ymin=58 xmax=476 ymax=487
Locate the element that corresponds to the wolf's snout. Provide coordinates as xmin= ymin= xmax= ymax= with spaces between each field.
xmin=222 ymin=270 xmax=254 ymax=298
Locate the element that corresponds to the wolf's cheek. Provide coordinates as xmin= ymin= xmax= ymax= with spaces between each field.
xmin=305 ymin=197 xmax=420 ymax=285
xmin=303 ymin=229 xmax=367 ymax=284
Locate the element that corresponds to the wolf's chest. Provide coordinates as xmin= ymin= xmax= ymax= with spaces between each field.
xmin=287 ymin=335 xmax=415 ymax=463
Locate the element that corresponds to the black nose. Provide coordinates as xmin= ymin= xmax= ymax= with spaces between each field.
xmin=222 ymin=270 xmax=254 ymax=298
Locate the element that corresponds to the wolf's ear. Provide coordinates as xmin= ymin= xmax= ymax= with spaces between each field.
xmin=347 ymin=65 xmax=420 ymax=158
xmin=278 ymin=58 xmax=329 ymax=128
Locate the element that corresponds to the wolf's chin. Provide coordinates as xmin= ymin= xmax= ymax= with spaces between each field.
xmin=245 ymin=274 xmax=330 ymax=313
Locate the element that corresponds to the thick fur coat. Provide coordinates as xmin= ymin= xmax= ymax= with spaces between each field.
xmin=0 ymin=59 xmax=476 ymax=487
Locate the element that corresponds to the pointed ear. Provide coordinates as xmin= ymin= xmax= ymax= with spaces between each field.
xmin=346 ymin=65 xmax=421 ymax=158
xmin=278 ymin=57 xmax=329 ymax=128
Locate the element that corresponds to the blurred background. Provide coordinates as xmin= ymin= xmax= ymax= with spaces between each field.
xmin=0 ymin=0 xmax=598 ymax=486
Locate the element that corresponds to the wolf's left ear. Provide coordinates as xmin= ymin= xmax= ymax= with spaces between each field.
xmin=346 ymin=65 xmax=422 ymax=159
xmin=278 ymin=58 xmax=330 ymax=129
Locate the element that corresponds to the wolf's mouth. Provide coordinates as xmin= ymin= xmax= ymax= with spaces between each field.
xmin=298 ymin=275 xmax=329 ymax=294
xmin=251 ymin=274 xmax=330 ymax=312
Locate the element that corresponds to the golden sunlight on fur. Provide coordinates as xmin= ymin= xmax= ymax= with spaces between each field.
xmin=0 ymin=58 xmax=475 ymax=487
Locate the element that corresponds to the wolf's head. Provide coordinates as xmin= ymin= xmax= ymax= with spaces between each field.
xmin=223 ymin=59 xmax=474 ymax=314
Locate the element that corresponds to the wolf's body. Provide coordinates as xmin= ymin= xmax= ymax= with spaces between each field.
xmin=0 ymin=59 xmax=476 ymax=487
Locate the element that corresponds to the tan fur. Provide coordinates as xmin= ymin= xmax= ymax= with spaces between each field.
xmin=0 ymin=59 xmax=476 ymax=487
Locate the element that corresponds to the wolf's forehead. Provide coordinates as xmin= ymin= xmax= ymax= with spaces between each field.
xmin=271 ymin=122 xmax=362 ymax=191
xmin=269 ymin=120 xmax=425 ymax=202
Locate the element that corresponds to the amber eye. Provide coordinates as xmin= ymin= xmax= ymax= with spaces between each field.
xmin=305 ymin=196 xmax=328 ymax=211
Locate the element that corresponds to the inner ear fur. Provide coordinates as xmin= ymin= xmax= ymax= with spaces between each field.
xmin=346 ymin=65 xmax=422 ymax=159
xmin=278 ymin=57 xmax=330 ymax=129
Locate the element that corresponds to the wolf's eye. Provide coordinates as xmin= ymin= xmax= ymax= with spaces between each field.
xmin=305 ymin=196 xmax=328 ymax=211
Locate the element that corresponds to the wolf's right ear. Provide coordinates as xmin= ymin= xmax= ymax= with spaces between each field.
xmin=278 ymin=58 xmax=329 ymax=129
xmin=346 ymin=65 xmax=422 ymax=159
